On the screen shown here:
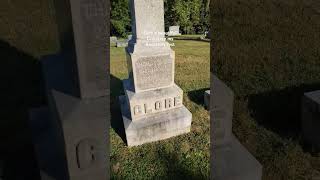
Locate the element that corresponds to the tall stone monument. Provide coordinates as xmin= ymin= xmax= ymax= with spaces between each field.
xmin=208 ymin=73 xmax=262 ymax=180
xmin=119 ymin=0 xmax=192 ymax=147
xmin=29 ymin=0 xmax=109 ymax=179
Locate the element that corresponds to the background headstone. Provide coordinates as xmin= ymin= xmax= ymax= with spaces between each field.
xmin=167 ymin=26 xmax=181 ymax=36
xmin=302 ymin=90 xmax=320 ymax=150
xmin=116 ymin=41 xmax=128 ymax=47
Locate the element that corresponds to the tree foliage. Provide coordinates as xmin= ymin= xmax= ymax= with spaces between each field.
xmin=111 ymin=0 xmax=131 ymax=37
xmin=111 ymin=0 xmax=209 ymax=36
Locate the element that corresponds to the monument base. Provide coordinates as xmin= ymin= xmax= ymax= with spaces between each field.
xmin=119 ymin=95 xmax=192 ymax=147
xmin=29 ymin=91 xmax=109 ymax=180
xmin=213 ymin=135 xmax=263 ymax=180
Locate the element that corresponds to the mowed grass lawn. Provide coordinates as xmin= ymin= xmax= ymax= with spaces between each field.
xmin=110 ymin=40 xmax=210 ymax=179
xmin=212 ymin=0 xmax=320 ymax=179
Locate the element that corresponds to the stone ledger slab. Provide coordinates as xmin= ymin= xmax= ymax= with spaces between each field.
xmin=302 ymin=90 xmax=320 ymax=149
xmin=212 ymin=135 xmax=263 ymax=180
xmin=119 ymin=95 xmax=192 ymax=147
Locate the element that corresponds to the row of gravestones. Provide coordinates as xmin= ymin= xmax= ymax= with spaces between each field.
xmin=111 ymin=26 xmax=183 ymax=48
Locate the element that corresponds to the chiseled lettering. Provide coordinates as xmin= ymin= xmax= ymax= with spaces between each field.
xmin=174 ymin=96 xmax=182 ymax=106
xmin=144 ymin=103 xmax=152 ymax=114
xmin=165 ymin=98 xmax=173 ymax=109
xmin=155 ymin=101 xmax=162 ymax=110
xmin=133 ymin=105 xmax=142 ymax=115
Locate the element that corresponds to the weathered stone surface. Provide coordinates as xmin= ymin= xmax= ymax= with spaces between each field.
xmin=119 ymin=95 xmax=191 ymax=147
xmin=204 ymin=90 xmax=210 ymax=109
xmin=129 ymin=0 xmax=165 ymax=42
xmin=126 ymin=51 xmax=175 ymax=92
xmin=302 ymin=90 xmax=320 ymax=149
xmin=212 ymin=135 xmax=263 ymax=180
xmin=167 ymin=26 xmax=181 ymax=36
xmin=110 ymin=36 xmax=117 ymax=43
xmin=116 ymin=41 xmax=128 ymax=47
xmin=210 ymin=73 xmax=263 ymax=180
xmin=119 ymin=0 xmax=192 ymax=147
xmin=30 ymin=91 xmax=109 ymax=180
xmin=53 ymin=0 xmax=109 ymax=99
xmin=210 ymin=75 xmax=234 ymax=147
xmin=123 ymin=79 xmax=183 ymax=120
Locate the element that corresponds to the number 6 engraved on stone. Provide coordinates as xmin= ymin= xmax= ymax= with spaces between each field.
xmin=76 ymin=138 xmax=99 ymax=169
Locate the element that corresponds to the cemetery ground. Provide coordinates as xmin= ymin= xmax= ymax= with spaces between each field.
xmin=110 ymin=40 xmax=210 ymax=179
xmin=212 ymin=0 xmax=320 ymax=179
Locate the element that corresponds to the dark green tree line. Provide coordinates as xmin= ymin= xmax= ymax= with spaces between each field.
xmin=111 ymin=0 xmax=209 ymax=37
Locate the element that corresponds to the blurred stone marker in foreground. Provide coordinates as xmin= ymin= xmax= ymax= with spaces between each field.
xmin=119 ymin=0 xmax=192 ymax=147
xmin=29 ymin=0 xmax=109 ymax=179
xmin=208 ymin=74 xmax=262 ymax=180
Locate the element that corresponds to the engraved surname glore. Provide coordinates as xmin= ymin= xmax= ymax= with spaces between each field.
xmin=135 ymin=55 xmax=172 ymax=90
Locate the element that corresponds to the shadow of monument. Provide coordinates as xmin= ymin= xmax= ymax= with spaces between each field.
xmin=110 ymin=75 xmax=127 ymax=144
xmin=187 ymin=88 xmax=209 ymax=106
xmin=248 ymin=83 xmax=320 ymax=148
xmin=0 ymin=40 xmax=45 ymax=180
xmin=156 ymin=150 xmax=207 ymax=180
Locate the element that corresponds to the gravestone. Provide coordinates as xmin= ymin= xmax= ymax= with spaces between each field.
xmin=302 ymin=90 xmax=320 ymax=150
xmin=167 ymin=26 xmax=181 ymax=36
xmin=204 ymin=90 xmax=210 ymax=109
xmin=110 ymin=36 xmax=117 ymax=44
xmin=127 ymin=34 xmax=132 ymax=41
xmin=119 ymin=0 xmax=192 ymax=147
xmin=116 ymin=40 xmax=128 ymax=47
xmin=209 ymin=74 xmax=262 ymax=180
xmin=29 ymin=0 xmax=109 ymax=179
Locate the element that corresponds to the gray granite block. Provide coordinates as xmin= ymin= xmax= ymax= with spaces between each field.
xmin=212 ymin=135 xmax=262 ymax=180
xmin=123 ymin=79 xmax=183 ymax=120
xmin=167 ymin=26 xmax=181 ymax=36
xmin=116 ymin=41 xmax=128 ymax=47
xmin=30 ymin=92 xmax=109 ymax=180
xmin=204 ymin=90 xmax=210 ymax=109
xmin=110 ymin=36 xmax=117 ymax=43
xmin=119 ymin=95 xmax=192 ymax=147
xmin=210 ymin=75 xmax=234 ymax=147
xmin=302 ymin=90 xmax=320 ymax=149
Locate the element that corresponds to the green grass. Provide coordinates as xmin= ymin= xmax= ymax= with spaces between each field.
xmin=110 ymin=40 xmax=210 ymax=179
xmin=211 ymin=0 xmax=320 ymax=179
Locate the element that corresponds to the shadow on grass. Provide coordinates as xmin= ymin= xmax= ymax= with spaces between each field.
xmin=110 ymin=75 xmax=127 ymax=145
xmin=187 ymin=88 xmax=209 ymax=106
xmin=0 ymin=40 xmax=46 ymax=179
xmin=248 ymin=83 xmax=320 ymax=142
xmin=156 ymin=150 xmax=206 ymax=180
